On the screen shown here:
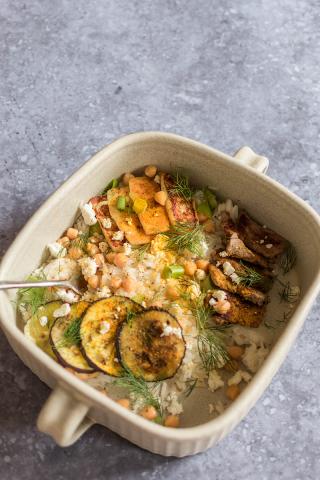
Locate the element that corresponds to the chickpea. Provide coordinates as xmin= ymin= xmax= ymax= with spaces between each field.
xmin=184 ymin=260 xmax=197 ymax=277
xmin=140 ymin=405 xmax=158 ymax=420
xmin=87 ymin=243 xmax=100 ymax=256
xmin=68 ymin=246 xmax=83 ymax=259
xmin=117 ymin=398 xmax=130 ymax=409
xmin=214 ymin=300 xmax=231 ymax=315
xmin=195 ymin=269 xmax=206 ymax=281
xmin=164 ymin=415 xmax=180 ymax=428
xmin=110 ymin=277 xmax=122 ymax=291
xmin=226 ymin=384 xmax=240 ymax=401
xmin=166 ymin=285 xmax=180 ymax=300
xmin=114 ymin=252 xmax=129 ymax=268
xmin=57 ymin=236 xmax=70 ymax=247
xmin=227 ymin=345 xmax=244 ymax=360
xmin=203 ymin=219 xmax=215 ymax=233
xmin=144 ymin=165 xmax=157 ymax=178
xmin=106 ymin=252 xmax=116 ymax=264
xmin=94 ymin=253 xmax=105 ymax=267
xmin=122 ymin=172 xmax=134 ymax=186
xmin=87 ymin=275 xmax=99 ymax=289
xmin=154 ymin=191 xmax=167 ymax=206
xmin=195 ymin=259 xmax=209 ymax=271
xmin=122 ymin=276 xmax=135 ymax=292
xmin=66 ymin=228 xmax=78 ymax=240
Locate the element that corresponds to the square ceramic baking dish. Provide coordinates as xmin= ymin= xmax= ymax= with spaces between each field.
xmin=0 ymin=132 xmax=320 ymax=457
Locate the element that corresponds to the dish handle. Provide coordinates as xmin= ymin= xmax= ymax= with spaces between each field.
xmin=37 ymin=384 xmax=94 ymax=447
xmin=233 ymin=146 xmax=269 ymax=174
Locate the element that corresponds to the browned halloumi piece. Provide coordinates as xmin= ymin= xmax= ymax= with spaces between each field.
xmin=238 ymin=211 xmax=288 ymax=259
xmin=107 ymin=187 xmax=152 ymax=245
xmin=89 ymin=196 xmax=125 ymax=252
xmin=129 ymin=177 xmax=170 ymax=235
xmin=209 ymin=264 xmax=267 ymax=306
xmin=160 ymin=173 xmax=197 ymax=225
xmin=207 ymin=291 xmax=266 ymax=327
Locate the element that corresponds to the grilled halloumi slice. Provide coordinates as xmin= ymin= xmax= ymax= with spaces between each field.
xmin=160 ymin=173 xmax=197 ymax=225
xmin=89 ymin=195 xmax=125 ymax=251
xmin=107 ymin=187 xmax=151 ymax=245
xmin=209 ymin=264 xmax=267 ymax=306
xmin=129 ymin=177 xmax=170 ymax=235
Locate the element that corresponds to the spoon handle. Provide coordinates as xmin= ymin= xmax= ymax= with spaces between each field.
xmin=0 ymin=280 xmax=67 ymax=290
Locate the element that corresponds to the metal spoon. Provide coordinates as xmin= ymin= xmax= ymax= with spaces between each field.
xmin=0 ymin=280 xmax=82 ymax=295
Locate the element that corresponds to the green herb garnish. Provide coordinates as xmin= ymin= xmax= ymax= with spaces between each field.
xmin=126 ymin=310 xmax=136 ymax=327
xmin=18 ymin=272 xmax=48 ymax=315
xmin=197 ymin=202 xmax=212 ymax=218
xmin=113 ymin=367 xmax=162 ymax=416
xmin=70 ymin=230 xmax=90 ymax=251
xmin=57 ymin=317 xmax=82 ymax=348
xmin=133 ymin=243 xmax=150 ymax=260
xmin=117 ymin=195 xmax=126 ymax=211
xmin=162 ymin=264 xmax=185 ymax=279
xmin=278 ymin=280 xmax=300 ymax=304
xmin=184 ymin=378 xmax=198 ymax=397
xmin=237 ymin=262 xmax=264 ymax=287
xmin=101 ymin=178 xmax=119 ymax=194
xmin=164 ymin=222 xmax=206 ymax=257
xmin=204 ymin=187 xmax=217 ymax=209
xmin=280 ymin=244 xmax=297 ymax=274
xmin=169 ymin=171 xmax=194 ymax=200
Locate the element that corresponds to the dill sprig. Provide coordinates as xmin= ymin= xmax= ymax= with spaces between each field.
xmin=278 ymin=280 xmax=300 ymax=304
xmin=237 ymin=262 xmax=264 ymax=287
xmin=184 ymin=378 xmax=198 ymax=397
xmin=57 ymin=317 xmax=82 ymax=348
xmin=280 ymin=244 xmax=297 ymax=274
xmin=264 ymin=310 xmax=292 ymax=330
xmin=164 ymin=222 xmax=206 ymax=256
xmin=134 ymin=243 xmax=150 ymax=260
xmin=126 ymin=310 xmax=137 ymax=328
xmin=71 ymin=231 xmax=90 ymax=251
xmin=113 ymin=367 xmax=162 ymax=415
xmin=18 ymin=272 xmax=48 ymax=315
xmin=169 ymin=171 xmax=194 ymax=201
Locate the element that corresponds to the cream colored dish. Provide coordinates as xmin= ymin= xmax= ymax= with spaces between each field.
xmin=0 ymin=132 xmax=319 ymax=456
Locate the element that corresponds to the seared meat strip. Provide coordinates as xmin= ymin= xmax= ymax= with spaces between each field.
xmin=209 ymin=264 xmax=267 ymax=306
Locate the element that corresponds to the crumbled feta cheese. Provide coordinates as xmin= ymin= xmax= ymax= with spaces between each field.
xmin=228 ymin=370 xmax=252 ymax=386
xmin=195 ymin=269 xmax=206 ymax=281
xmin=266 ymin=243 xmax=273 ymax=249
xmin=39 ymin=316 xmax=48 ymax=327
xmin=259 ymin=239 xmax=265 ymax=244
xmin=44 ymin=258 xmax=80 ymax=281
xmin=78 ymin=257 xmax=97 ymax=277
xmin=208 ymin=370 xmax=224 ymax=392
xmin=223 ymin=261 xmax=235 ymax=276
xmin=53 ymin=303 xmax=71 ymax=318
xmin=154 ymin=174 xmax=160 ymax=184
xmin=219 ymin=251 xmax=228 ymax=258
xmin=123 ymin=242 xmax=132 ymax=255
xmin=80 ymin=202 xmax=97 ymax=226
xmin=47 ymin=242 xmax=66 ymax=258
xmin=161 ymin=325 xmax=182 ymax=338
xmin=102 ymin=217 xmax=112 ymax=229
xmin=242 ymin=344 xmax=269 ymax=373
xmin=212 ymin=290 xmax=227 ymax=302
xmin=55 ymin=288 xmax=79 ymax=304
xmin=100 ymin=321 xmax=110 ymax=335
xmin=112 ymin=231 xmax=124 ymax=241
xmin=164 ymin=392 xmax=183 ymax=415
xmin=216 ymin=261 xmax=221 ymax=267
xmin=230 ymin=272 xmax=241 ymax=284
xmin=209 ymin=297 xmax=217 ymax=307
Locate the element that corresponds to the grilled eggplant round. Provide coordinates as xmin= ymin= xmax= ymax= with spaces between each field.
xmin=80 ymin=296 xmax=143 ymax=377
xmin=50 ymin=301 xmax=94 ymax=373
xmin=117 ymin=308 xmax=186 ymax=381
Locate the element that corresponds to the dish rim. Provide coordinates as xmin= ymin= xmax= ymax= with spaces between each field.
xmin=0 ymin=130 xmax=320 ymax=441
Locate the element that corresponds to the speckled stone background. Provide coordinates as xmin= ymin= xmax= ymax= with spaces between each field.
xmin=0 ymin=0 xmax=319 ymax=478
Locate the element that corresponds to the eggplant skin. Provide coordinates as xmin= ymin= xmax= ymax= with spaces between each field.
xmin=50 ymin=301 xmax=94 ymax=374
xmin=117 ymin=308 xmax=186 ymax=382
xmin=80 ymin=296 xmax=143 ymax=377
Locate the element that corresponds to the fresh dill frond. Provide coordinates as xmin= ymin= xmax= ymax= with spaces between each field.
xmin=134 ymin=243 xmax=150 ymax=260
xmin=126 ymin=310 xmax=136 ymax=328
xmin=113 ymin=367 xmax=162 ymax=415
xmin=237 ymin=262 xmax=264 ymax=287
xmin=70 ymin=230 xmax=90 ymax=251
xmin=280 ymin=244 xmax=297 ymax=274
xmin=57 ymin=317 xmax=82 ymax=348
xmin=184 ymin=378 xmax=198 ymax=397
xmin=169 ymin=171 xmax=194 ymax=201
xmin=18 ymin=272 xmax=48 ymax=315
xmin=278 ymin=280 xmax=300 ymax=304
xmin=164 ymin=222 xmax=206 ymax=257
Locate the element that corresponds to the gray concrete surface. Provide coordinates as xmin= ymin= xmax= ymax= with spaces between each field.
xmin=0 ymin=1 xmax=319 ymax=479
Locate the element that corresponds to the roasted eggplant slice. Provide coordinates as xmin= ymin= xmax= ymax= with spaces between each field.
xmin=237 ymin=211 xmax=288 ymax=258
xmin=160 ymin=173 xmax=197 ymax=225
xmin=89 ymin=195 xmax=125 ymax=251
xmin=50 ymin=301 xmax=93 ymax=373
xmin=107 ymin=187 xmax=152 ymax=245
xmin=80 ymin=296 xmax=143 ymax=377
xmin=129 ymin=177 xmax=170 ymax=235
xmin=25 ymin=301 xmax=63 ymax=358
xmin=209 ymin=264 xmax=267 ymax=306
xmin=117 ymin=308 xmax=186 ymax=381
xmin=207 ymin=291 xmax=266 ymax=328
